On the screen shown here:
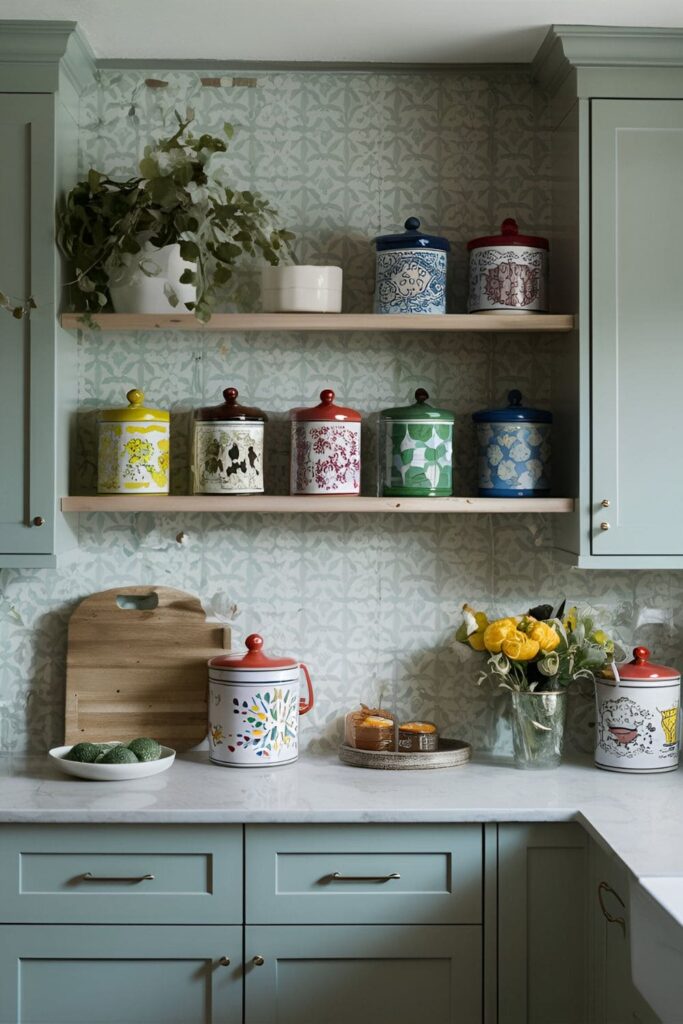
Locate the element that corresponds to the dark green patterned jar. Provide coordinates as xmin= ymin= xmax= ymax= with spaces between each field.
xmin=379 ymin=389 xmax=454 ymax=497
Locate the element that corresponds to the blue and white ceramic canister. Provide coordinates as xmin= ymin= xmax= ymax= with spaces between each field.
xmin=374 ymin=217 xmax=449 ymax=314
xmin=472 ymin=390 xmax=551 ymax=497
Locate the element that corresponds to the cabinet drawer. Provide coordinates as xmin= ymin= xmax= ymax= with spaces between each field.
xmin=245 ymin=824 xmax=482 ymax=924
xmin=0 ymin=825 xmax=242 ymax=924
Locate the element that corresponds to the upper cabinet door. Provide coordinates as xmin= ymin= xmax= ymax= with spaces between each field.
xmin=0 ymin=94 xmax=56 ymax=557
xmin=591 ymin=99 xmax=683 ymax=556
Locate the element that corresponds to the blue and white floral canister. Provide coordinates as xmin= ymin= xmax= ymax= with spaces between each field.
xmin=374 ymin=217 xmax=450 ymax=314
xmin=472 ymin=390 xmax=552 ymax=497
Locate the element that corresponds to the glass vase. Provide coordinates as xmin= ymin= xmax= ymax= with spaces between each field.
xmin=510 ymin=689 xmax=567 ymax=769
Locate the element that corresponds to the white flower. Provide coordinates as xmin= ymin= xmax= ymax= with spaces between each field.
xmin=509 ymin=441 xmax=531 ymax=462
xmin=488 ymin=445 xmax=503 ymax=467
xmin=497 ymin=459 xmax=517 ymax=482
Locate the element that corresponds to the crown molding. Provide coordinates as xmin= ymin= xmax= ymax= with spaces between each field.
xmin=533 ymin=24 xmax=683 ymax=95
xmin=0 ymin=20 xmax=95 ymax=93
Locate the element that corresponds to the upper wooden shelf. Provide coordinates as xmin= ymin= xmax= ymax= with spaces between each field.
xmin=61 ymin=495 xmax=574 ymax=514
xmin=59 ymin=312 xmax=575 ymax=333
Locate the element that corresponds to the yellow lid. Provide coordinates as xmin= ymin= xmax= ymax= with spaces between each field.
xmin=100 ymin=388 xmax=169 ymax=423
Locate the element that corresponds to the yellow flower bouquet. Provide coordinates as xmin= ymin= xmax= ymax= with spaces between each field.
xmin=456 ymin=601 xmax=615 ymax=693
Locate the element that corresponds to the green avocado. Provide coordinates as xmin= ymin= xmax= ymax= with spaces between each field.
xmin=99 ymin=745 xmax=138 ymax=765
xmin=65 ymin=742 xmax=101 ymax=763
xmin=127 ymin=737 xmax=161 ymax=762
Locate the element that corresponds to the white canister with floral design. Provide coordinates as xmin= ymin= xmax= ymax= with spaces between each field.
xmin=98 ymin=388 xmax=170 ymax=495
xmin=374 ymin=217 xmax=450 ymax=315
xmin=472 ymin=390 xmax=551 ymax=497
xmin=192 ymin=387 xmax=267 ymax=495
xmin=290 ymin=389 xmax=361 ymax=495
xmin=467 ymin=218 xmax=548 ymax=314
xmin=208 ymin=634 xmax=315 ymax=767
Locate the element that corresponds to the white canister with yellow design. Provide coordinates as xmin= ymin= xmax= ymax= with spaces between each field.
xmin=98 ymin=388 xmax=170 ymax=495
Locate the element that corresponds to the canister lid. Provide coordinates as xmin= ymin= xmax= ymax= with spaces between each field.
xmin=467 ymin=218 xmax=549 ymax=251
xmin=472 ymin=389 xmax=552 ymax=424
xmin=375 ymin=217 xmax=450 ymax=253
xmin=209 ymin=633 xmax=298 ymax=670
xmin=194 ymin=387 xmax=267 ymax=423
xmin=290 ymin=389 xmax=361 ymax=423
xmin=615 ymin=646 xmax=679 ymax=682
xmin=100 ymin=388 xmax=169 ymax=423
xmin=381 ymin=388 xmax=454 ymax=423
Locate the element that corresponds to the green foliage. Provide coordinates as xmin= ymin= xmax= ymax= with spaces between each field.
xmin=0 ymin=292 xmax=36 ymax=320
xmin=57 ymin=115 xmax=294 ymax=322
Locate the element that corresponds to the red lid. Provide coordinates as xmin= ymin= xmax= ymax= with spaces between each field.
xmin=194 ymin=387 xmax=267 ymax=422
xmin=467 ymin=218 xmax=549 ymax=251
xmin=616 ymin=646 xmax=679 ymax=681
xmin=290 ymin=389 xmax=361 ymax=423
xmin=208 ymin=633 xmax=297 ymax=670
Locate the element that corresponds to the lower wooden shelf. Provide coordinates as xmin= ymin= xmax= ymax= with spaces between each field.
xmin=61 ymin=495 xmax=574 ymax=514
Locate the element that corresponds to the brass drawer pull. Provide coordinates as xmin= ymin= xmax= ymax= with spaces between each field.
xmin=252 ymin=955 xmax=265 ymax=966
xmin=329 ymin=871 xmax=401 ymax=883
xmin=219 ymin=956 xmax=231 ymax=967
xmin=80 ymin=872 xmax=155 ymax=883
xmin=598 ymin=881 xmax=626 ymax=936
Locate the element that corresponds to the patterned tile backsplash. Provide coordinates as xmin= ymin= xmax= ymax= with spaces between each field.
xmin=1 ymin=67 xmax=682 ymax=756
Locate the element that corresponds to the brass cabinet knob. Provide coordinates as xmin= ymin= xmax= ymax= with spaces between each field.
xmin=219 ymin=956 xmax=231 ymax=967
xmin=32 ymin=516 xmax=45 ymax=527
xmin=600 ymin=499 xmax=610 ymax=508
xmin=600 ymin=522 xmax=610 ymax=531
xmin=252 ymin=955 xmax=265 ymax=966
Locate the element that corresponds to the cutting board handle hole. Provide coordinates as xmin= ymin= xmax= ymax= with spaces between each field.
xmin=116 ymin=593 xmax=159 ymax=611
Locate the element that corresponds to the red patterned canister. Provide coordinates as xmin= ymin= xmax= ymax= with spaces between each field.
xmin=467 ymin=218 xmax=549 ymax=314
xmin=290 ymin=389 xmax=361 ymax=495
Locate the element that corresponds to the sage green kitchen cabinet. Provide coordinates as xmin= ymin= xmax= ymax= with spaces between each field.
xmin=244 ymin=925 xmax=482 ymax=1024
xmin=498 ymin=823 xmax=590 ymax=1024
xmin=590 ymin=842 xmax=661 ymax=1024
xmin=0 ymin=23 xmax=92 ymax=568
xmin=0 ymin=925 xmax=243 ymax=1024
xmin=536 ymin=27 xmax=683 ymax=568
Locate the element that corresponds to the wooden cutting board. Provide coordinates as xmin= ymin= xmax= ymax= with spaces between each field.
xmin=65 ymin=586 xmax=230 ymax=750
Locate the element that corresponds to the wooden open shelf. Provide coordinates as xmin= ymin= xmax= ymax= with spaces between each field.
xmin=61 ymin=495 xmax=574 ymax=514
xmin=60 ymin=312 xmax=574 ymax=333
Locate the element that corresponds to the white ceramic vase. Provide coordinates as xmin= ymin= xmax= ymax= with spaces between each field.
xmin=109 ymin=242 xmax=197 ymax=314
xmin=261 ymin=264 xmax=343 ymax=313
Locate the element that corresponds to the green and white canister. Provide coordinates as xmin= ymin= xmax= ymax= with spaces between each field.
xmin=379 ymin=389 xmax=454 ymax=497
xmin=98 ymin=388 xmax=170 ymax=495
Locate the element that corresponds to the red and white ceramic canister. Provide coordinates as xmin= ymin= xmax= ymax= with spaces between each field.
xmin=467 ymin=218 xmax=549 ymax=314
xmin=595 ymin=647 xmax=680 ymax=774
xmin=290 ymin=389 xmax=361 ymax=495
xmin=208 ymin=634 xmax=314 ymax=767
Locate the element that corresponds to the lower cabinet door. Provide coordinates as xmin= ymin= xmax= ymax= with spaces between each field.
xmin=0 ymin=925 xmax=242 ymax=1024
xmin=244 ymin=924 xmax=482 ymax=1024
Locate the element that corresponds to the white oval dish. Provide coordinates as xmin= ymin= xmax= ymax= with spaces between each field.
xmin=49 ymin=743 xmax=176 ymax=781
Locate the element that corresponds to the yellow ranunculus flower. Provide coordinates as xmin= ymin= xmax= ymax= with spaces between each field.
xmin=501 ymin=631 xmax=540 ymax=661
xmin=563 ymin=606 xmax=578 ymax=632
xmin=483 ymin=617 xmax=519 ymax=653
xmin=527 ymin=620 xmax=560 ymax=654
xmin=462 ymin=604 xmax=489 ymax=651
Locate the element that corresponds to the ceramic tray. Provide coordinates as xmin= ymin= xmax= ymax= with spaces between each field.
xmin=338 ymin=738 xmax=471 ymax=770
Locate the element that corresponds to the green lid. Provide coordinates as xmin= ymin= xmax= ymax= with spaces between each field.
xmin=381 ymin=388 xmax=454 ymax=423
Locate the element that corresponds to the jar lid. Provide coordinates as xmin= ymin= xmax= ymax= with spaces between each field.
xmin=615 ymin=646 xmax=679 ymax=682
xmin=290 ymin=389 xmax=361 ymax=423
xmin=208 ymin=633 xmax=297 ymax=670
xmin=381 ymin=388 xmax=454 ymax=423
xmin=194 ymin=387 xmax=267 ymax=423
xmin=467 ymin=217 xmax=549 ymax=251
xmin=375 ymin=216 xmax=450 ymax=253
xmin=472 ymin=389 xmax=552 ymax=424
xmin=100 ymin=388 xmax=169 ymax=423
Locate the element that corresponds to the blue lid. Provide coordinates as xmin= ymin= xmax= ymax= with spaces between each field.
xmin=472 ymin=389 xmax=552 ymax=424
xmin=375 ymin=217 xmax=450 ymax=253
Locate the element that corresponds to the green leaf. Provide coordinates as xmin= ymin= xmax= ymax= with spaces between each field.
xmin=163 ymin=282 xmax=179 ymax=307
xmin=179 ymin=240 xmax=200 ymax=262
xmin=408 ymin=424 xmax=432 ymax=442
xmin=223 ymin=122 xmax=234 ymax=140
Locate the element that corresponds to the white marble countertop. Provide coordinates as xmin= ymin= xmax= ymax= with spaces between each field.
xmin=1 ymin=751 xmax=682 ymax=887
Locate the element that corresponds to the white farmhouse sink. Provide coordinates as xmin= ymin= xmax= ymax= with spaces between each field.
xmin=630 ymin=877 xmax=683 ymax=1023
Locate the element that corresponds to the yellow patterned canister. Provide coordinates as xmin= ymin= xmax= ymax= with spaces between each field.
xmin=98 ymin=388 xmax=170 ymax=495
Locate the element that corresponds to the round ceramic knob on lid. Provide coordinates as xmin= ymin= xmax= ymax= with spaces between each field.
xmin=194 ymin=386 xmax=267 ymax=423
xmin=374 ymin=217 xmax=450 ymax=252
xmin=380 ymin=387 xmax=454 ymax=423
xmin=467 ymin=218 xmax=549 ymax=251
xmin=618 ymin=646 xmax=680 ymax=681
xmin=209 ymin=633 xmax=299 ymax=670
xmin=100 ymin=387 xmax=169 ymax=423
xmin=290 ymin=389 xmax=361 ymax=423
